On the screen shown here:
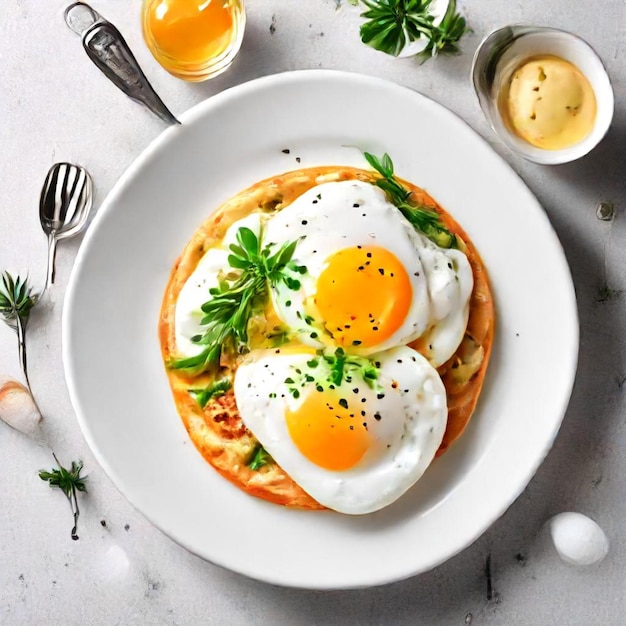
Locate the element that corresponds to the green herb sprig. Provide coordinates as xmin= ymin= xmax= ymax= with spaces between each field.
xmin=246 ymin=443 xmax=273 ymax=471
xmin=170 ymin=227 xmax=305 ymax=374
xmin=355 ymin=0 xmax=468 ymax=61
xmin=189 ymin=378 xmax=232 ymax=409
xmin=39 ymin=455 xmax=88 ymax=541
xmin=285 ymin=347 xmax=381 ymax=399
xmin=0 ymin=272 xmax=39 ymax=391
xmin=364 ymin=152 xmax=457 ymax=248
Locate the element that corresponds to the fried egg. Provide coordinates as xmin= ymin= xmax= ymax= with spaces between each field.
xmin=234 ymin=345 xmax=447 ymax=514
xmin=263 ymin=180 xmax=473 ymax=366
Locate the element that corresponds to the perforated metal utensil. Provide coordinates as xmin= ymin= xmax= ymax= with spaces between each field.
xmin=39 ymin=163 xmax=94 ymax=292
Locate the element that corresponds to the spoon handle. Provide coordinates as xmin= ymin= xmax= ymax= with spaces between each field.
xmin=82 ymin=21 xmax=180 ymax=125
xmin=45 ymin=233 xmax=59 ymax=292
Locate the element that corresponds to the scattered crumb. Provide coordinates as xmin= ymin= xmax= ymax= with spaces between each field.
xmin=465 ymin=613 xmax=473 ymax=624
xmin=52 ymin=580 xmax=57 ymax=585
xmin=596 ymin=201 xmax=615 ymax=221
xmin=124 ymin=524 xmax=130 ymax=532
xmin=515 ymin=552 xmax=527 ymax=566
xmin=596 ymin=285 xmax=621 ymax=303
xmin=592 ymin=475 xmax=603 ymax=488
xmin=18 ymin=574 xmax=24 ymax=581
xmin=269 ymin=14 xmax=277 ymax=35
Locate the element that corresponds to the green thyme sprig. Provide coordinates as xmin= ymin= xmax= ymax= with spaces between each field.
xmin=355 ymin=0 xmax=468 ymax=61
xmin=170 ymin=227 xmax=305 ymax=374
xmin=39 ymin=455 xmax=88 ymax=541
xmin=285 ymin=347 xmax=381 ymax=399
xmin=0 ymin=272 xmax=39 ymax=391
xmin=364 ymin=152 xmax=457 ymax=248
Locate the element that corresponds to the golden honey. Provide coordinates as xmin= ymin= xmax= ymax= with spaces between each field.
xmin=142 ymin=0 xmax=246 ymax=81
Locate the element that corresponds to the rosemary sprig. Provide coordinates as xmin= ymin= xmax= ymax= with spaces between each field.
xmin=364 ymin=152 xmax=457 ymax=248
xmin=170 ymin=227 xmax=305 ymax=374
xmin=0 ymin=272 xmax=39 ymax=391
xmin=355 ymin=0 xmax=468 ymax=61
xmin=39 ymin=455 xmax=88 ymax=541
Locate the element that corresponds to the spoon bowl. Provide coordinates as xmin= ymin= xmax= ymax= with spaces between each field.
xmin=39 ymin=162 xmax=93 ymax=291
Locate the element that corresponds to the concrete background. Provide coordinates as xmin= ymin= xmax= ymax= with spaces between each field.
xmin=0 ymin=1 xmax=625 ymax=623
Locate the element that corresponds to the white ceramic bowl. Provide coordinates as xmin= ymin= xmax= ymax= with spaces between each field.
xmin=472 ymin=26 xmax=614 ymax=165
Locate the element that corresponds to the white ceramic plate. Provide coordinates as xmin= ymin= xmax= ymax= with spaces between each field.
xmin=63 ymin=70 xmax=578 ymax=589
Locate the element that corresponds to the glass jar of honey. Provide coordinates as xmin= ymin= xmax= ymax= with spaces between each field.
xmin=141 ymin=0 xmax=246 ymax=82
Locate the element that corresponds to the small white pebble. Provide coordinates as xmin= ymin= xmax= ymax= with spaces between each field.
xmin=548 ymin=512 xmax=609 ymax=566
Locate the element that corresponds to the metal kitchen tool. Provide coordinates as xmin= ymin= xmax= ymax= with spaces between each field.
xmin=39 ymin=163 xmax=94 ymax=292
xmin=64 ymin=2 xmax=180 ymax=125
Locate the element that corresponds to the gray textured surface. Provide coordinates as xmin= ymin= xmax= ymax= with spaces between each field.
xmin=1 ymin=1 xmax=625 ymax=624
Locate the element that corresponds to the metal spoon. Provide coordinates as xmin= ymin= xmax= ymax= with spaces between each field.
xmin=64 ymin=2 xmax=180 ymax=125
xmin=39 ymin=163 xmax=94 ymax=292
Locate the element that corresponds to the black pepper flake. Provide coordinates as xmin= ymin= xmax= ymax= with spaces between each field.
xmin=349 ymin=425 xmax=354 ymax=430
xmin=275 ymin=349 xmax=281 ymax=353
xmin=404 ymin=389 xmax=409 ymax=394
xmin=316 ymin=194 xmax=321 ymax=200
xmin=316 ymin=385 xmax=323 ymax=392
xmin=357 ymin=245 xmax=362 ymax=249
xmin=414 ymin=271 xmax=420 ymax=277
xmin=377 ymin=393 xmax=385 ymax=399
xmin=344 ymin=324 xmax=351 ymax=329
xmin=353 ymin=388 xmax=359 ymax=394
xmin=372 ymin=326 xmax=378 ymax=331
xmin=358 ymin=266 xmax=364 ymax=271
xmin=352 ymin=340 xmax=362 ymax=346
xmin=296 ymin=157 xmax=301 ymax=163
xmin=339 ymin=398 xmax=348 ymax=409
xmin=375 ymin=361 xmax=381 ymax=368
xmin=378 ymin=268 xmax=385 ymax=275
xmin=310 ymin=332 xmax=318 ymax=339
xmin=353 ymin=203 xmax=360 ymax=208
xmin=374 ymin=412 xmax=382 ymax=421
xmin=312 ymin=199 xmax=318 ymax=204
xmin=361 ymin=398 xmax=367 ymax=403
xmin=397 ymin=359 xmax=403 ymax=364
xmin=301 ymin=220 xmax=308 ymax=225
xmin=366 ymin=252 xmax=372 ymax=258
xmin=361 ymin=410 xmax=366 ymax=416
xmin=282 ymin=148 xmax=290 ymax=154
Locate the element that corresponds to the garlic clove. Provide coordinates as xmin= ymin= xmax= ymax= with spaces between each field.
xmin=548 ymin=512 xmax=609 ymax=566
xmin=0 ymin=376 xmax=42 ymax=437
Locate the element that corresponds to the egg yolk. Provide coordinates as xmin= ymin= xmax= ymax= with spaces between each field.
xmin=286 ymin=392 xmax=370 ymax=471
xmin=314 ymin=246 xmax=412 ymax=348
xmin=144 ymin=0 xmax=234 ymax=64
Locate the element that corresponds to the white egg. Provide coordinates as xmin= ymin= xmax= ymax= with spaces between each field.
xmin=175 ymin=213 xmax=262 ymax=356
xmin=234 ymin=345 xmax=448 ymax=514
xmin=548 ymin=512 xmax=609 ymax=566
xmin=263 ymin=180 xmax=472 ymax=366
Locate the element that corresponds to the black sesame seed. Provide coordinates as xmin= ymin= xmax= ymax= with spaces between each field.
xmin=374 ymin=413 xmax=382 ymax=421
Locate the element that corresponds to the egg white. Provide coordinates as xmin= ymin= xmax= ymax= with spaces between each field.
xmin=234 ymin=345 xmax=448 ymax=515
xmin=263 ymin=180 xmax=473 ymax=365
